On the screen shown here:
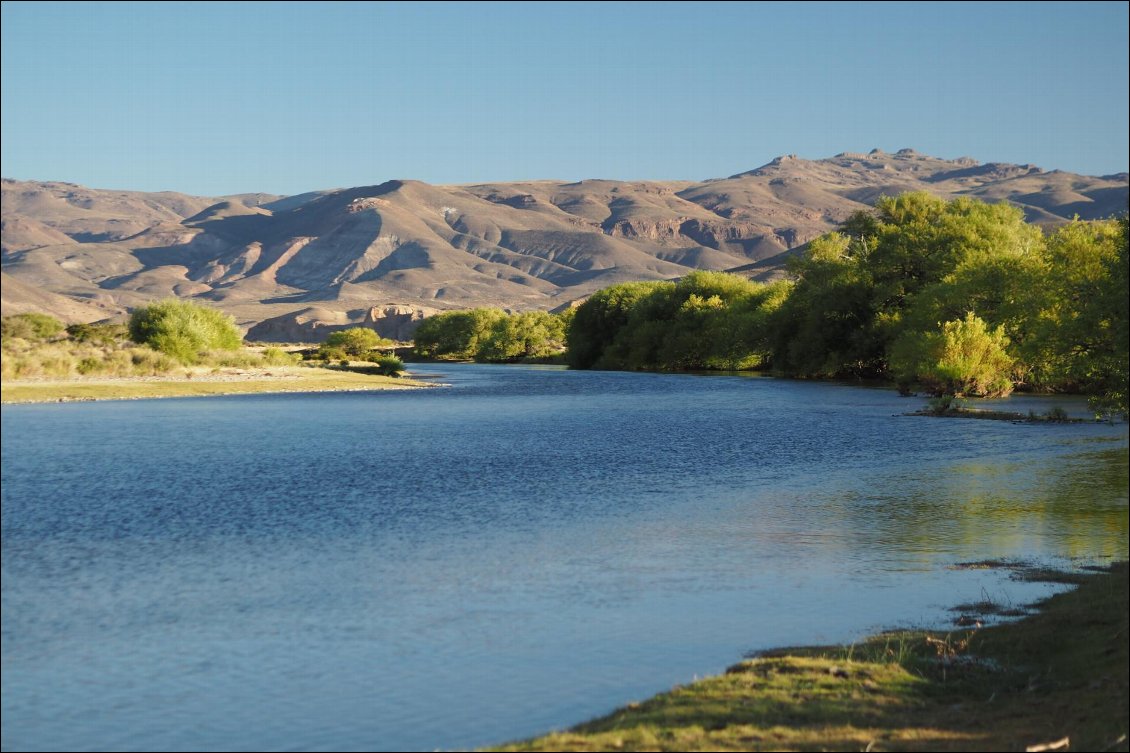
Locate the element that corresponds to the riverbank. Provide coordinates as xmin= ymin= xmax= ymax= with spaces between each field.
xmin=494 ymin=562 xmax=1129 ymax=752
xmin=0 ymin=365 xmax=433 ymax=404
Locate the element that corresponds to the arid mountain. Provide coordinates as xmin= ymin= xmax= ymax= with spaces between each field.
xmin=3 ymin=151 xmax=1126 ymax=341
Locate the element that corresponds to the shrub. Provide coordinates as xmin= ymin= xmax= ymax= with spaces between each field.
xmin=927 ymin=394 xmax=965 ymax=415
xmin=77 ymin=357 xmax=103 ymax=375
xmin=66 ymin=322 xmax=129 ymax=346
xmin=2 ymin=313 xmax=66 ymax=342
xmin=125 ymin=347 xmax=178 ymax=375
xmin=209 ymin=350 xmax=262 ymax=368
xmin=322 ymin=328 xmax=387 ymax=357
xmin=1044 ymin=406 xmax=1070 ymax=422
xmin=893 ymin=313 xmax=1015 ymax=397
xmin=372 ymin=355 xmax=405 ymax=376
xmin=261 ymin=346 xmax=300 ymax=366
xmin=128 ymin=299 xmax=242 ymax=364
xmin=317 ymin=345 xmax=349 ymax=362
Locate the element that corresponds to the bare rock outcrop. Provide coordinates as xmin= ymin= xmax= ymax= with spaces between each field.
xmin=245 ymin=304 xmax=441 ymax=343
xmin=361 ymin=304 xmax=436 ymax=341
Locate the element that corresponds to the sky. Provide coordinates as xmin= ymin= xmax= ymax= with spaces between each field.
xmin=1 ymin=1 xmax=1127 ymax=197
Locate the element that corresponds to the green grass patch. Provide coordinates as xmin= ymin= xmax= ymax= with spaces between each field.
xmin=492 ymin=563 xmax=1128 ymax=752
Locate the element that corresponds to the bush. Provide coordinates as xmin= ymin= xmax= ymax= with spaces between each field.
xmin=413 ymin=309 xmax=508 ymax=359
xmin=128 ymin=299 xmax=242 ymax=364
xmin=477 ymin=311 xmax=567 ymax=362
xmin=2 ymin=313 xmax=66 ymax=342
xmin=1044 ymin=406 xmax=1070 ymax=422
xmin=66 ymin=322 xmax=129 ymax=346
xmin=927 ymin=394 xmax=965 ymax=415
xmin=372 ymin=355 xmax=405 ymax=376
xmin=316 ymin=345 xmax=349 ymax=362
xmin=77 ymin=357 xmax=103 ymax=375
xmin=892 ymin=313 xmax=1015 ymax=397
xmin=261 ymin=347 xmax=301 ymax=366
xmin=322 ymin=327 xmax=388 ymax=357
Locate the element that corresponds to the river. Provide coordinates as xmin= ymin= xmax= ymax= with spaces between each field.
xmin=2 ymin=364 xmax=1127 ymax=751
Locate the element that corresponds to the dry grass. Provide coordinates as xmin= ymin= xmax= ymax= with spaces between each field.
xmin=1 ymin=365 xmax=430 ymax=403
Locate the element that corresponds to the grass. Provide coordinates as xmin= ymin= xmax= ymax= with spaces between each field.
xmin=0 ymin=365 xmax=429 ymax=403
xmin=909 ymin=406 xmax=1093 ymax=423
xmin=492 ymin=562 xmax=1128 ymax=752
xmin=2 ymin=326 xmax=432 ymax=403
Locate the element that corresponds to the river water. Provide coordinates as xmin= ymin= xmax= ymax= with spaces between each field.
xmin=2 ymin=364 xmax=1127 ymax=751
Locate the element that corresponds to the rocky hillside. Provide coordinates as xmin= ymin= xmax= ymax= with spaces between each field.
xmin=3 ymin=151 xmax=1126 ymax=341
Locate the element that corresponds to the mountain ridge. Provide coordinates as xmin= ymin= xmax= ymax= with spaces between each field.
xmin=3 ymin=151 xmax=1126 ymax=340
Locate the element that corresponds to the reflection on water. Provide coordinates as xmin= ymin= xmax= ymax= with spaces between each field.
xmin=2 ymin=364 xmax=1127 ymax=751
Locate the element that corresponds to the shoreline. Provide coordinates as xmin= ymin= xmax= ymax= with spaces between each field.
xmin=0 ymin=365 xmax=437 ymax=404
xmin=492 ymin=561 xmax=1129 ymax=752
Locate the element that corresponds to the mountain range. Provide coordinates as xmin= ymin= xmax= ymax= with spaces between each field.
xmin=3 ymin=149 xmax=1126 ymax=341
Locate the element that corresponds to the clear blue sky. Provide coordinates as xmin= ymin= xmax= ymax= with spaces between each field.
xmin=2 ymin=1 xmax=1127 ymax=196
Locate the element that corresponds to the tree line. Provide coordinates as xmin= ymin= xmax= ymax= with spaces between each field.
xmin=572 ymin=193 xmax=1127 ymax=415
xmin=413 ymin=308 xmax=571 ymax=362
xmin=413 ymin=192 xmax=1128 ymax=417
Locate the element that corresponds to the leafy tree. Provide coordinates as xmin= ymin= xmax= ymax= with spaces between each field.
xmin=554 ymin=192 xmax=1126 ymax=416
xmin=128 ymin=299 xmax=242 ymax=364
xmin=771 ymin=194 xmax=1046 ymax=380
xmin=413 ymin=308 xmax=507 ymax=359
xmin=566 ymin=281 xmax=672 ymax=368
xmin=1096 ymin=214 xmax=1130 ymax=417
xmin=477 ymin=311 xmax=567 ymax=362
xmin=891 ymin=312 xmax=1015 ymax=397
xmin=1025 ymin=218 xmax=1127 ymax=415
xmin=568 ymin=272 xmax=787 ymax=372
xmin=322 ymin=327 xmax=388 ymax=358
xmin=770 ymin=233 xmax=885 ymax=377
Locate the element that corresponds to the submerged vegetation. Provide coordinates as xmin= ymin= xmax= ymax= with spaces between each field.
xmin=494 ymin=562 xmax=1129 ymax=752
xmin=557 ymin=193 xmax=1128 ymax=417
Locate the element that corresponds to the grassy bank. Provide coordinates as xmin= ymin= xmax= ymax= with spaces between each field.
xmin=494 ymin=563 xmax=1128 ymax=752
xmin=1 ymin=365 xmax=431 ymax=404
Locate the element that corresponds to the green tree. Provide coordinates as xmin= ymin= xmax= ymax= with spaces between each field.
xmin=772 ymin=194 xmax=1045 ymax=380
xmin=771 ymin=233 xmax=885 ymax=377
xmin=413 ymin=308 xmax=508 ymax=359
xmin=477 ymin=311 xmax=567 ymax=362
xmin=566 ymin=281 xmax=672 ymax=369
xmin=891 ymin=312 xmax=1015 ymax=397
xmin=1027 ymin=218 xmax=1127 ymax=415
xmin=322 ymin=327 xmax=387 ymax=358
xmin=128 ymin=299 xmax=242 ymax=364
xmin=567 ymin=272 xmax=787 ymax=372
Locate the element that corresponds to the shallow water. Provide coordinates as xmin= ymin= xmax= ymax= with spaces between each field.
xmin=2 ymin=364 xmax=1127 ymax=751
